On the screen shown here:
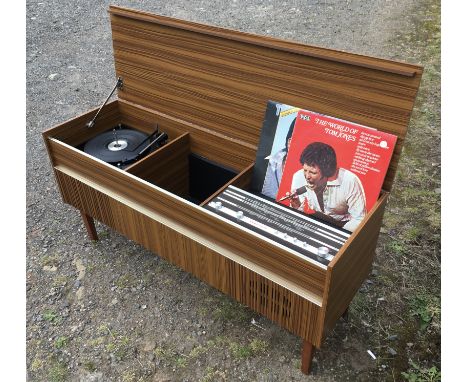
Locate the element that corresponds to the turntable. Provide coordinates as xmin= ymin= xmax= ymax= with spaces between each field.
xmin=82 ymin=124 xmax=168 ymax=168
xmin=79 ymin=77 xmax=168 ymax=168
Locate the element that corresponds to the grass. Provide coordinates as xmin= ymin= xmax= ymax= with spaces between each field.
xmin=82 ymin=360 xmax=97 ymax=372
xmin=52 ymin=275 xmax=69 ymax=287
xmin=47 ymin=358 xmax=68 ymax=382
xmin=43 ymin=310 xmax=61 ymax=325
xmin=408 ymin=294 xmax=441 ymax=332
xmin=369 ymin=0 xmax=441 ymax=378
xmin=54 ymin=336 xmax=68 ymax=349
xmin=105 ymin=336 xmax=131 ymax=359
xmin=401 ymin=361 xmax=441 ymax=382
xmin=41 ymin=253 xmax=60 ymax=267
xmin=115 ymin=274 xmax=138 ymax=289
xmin=31 ymin=357 xmax=43 ymax=372
xmin=212 ymin=296 xmax=250 ymax=323
xmin=229 ymin=338 xmax=269 ymax=359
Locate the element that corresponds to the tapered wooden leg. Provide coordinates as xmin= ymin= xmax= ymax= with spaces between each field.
xmin=301 ymin=340 xmax=315 ymax=375
xmin=80 ymin=211 xmax=98 ymax=241
xmin=342 ymin=307 xmax=349 ymax=322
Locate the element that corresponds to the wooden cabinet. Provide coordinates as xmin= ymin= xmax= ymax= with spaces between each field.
xmin=43 ymin=6 xmax=422 ymax=374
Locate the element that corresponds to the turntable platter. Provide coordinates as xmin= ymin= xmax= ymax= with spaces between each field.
xmin=83 ymin=128 xmax=149 ymax=166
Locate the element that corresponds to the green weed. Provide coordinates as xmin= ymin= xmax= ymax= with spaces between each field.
xmin=41 ymin=253 xmax=60 ymax=267
xmin=213 ymin=297 xmax=250 ymax=323
xmin=115 ymin=274 xmax=138 ymax=289
xmin=249 ymin=339 xmax=268 ymax=354
xmin=82 ymin=360 xmax=97 ymax=372
xmin=54 ymin=336 xmax=68 ymax=349
xmin=105 ymin=336 xmax=131 ymax=359
xmin=43 ymin=310 xmax=61 ymax=325
xmin=402 ymin=361 xmax=441 ymax=382
xmin=30 ymin=357 xmax=43 ymax=372
xmin=47 ymin=359 xmax=68 ymax=382
xmin=408 ymin=294 xmax=440 ymax=331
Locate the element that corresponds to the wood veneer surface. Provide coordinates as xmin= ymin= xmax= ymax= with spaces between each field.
xmin=109 ymin=6 xmax=423 ymax=192
xmin=125 ymin=133 xmax=191 ymax=197
xmin=321 ymin=193 xmax=388 ymax=336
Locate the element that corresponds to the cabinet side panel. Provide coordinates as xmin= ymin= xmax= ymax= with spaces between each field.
xmin=56 ymin=169 xmax=322 ymax=344
xmin=322 ymin=194 xmax=388 ymax=335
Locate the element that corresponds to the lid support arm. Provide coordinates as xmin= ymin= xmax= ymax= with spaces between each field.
xmin=86 ymin=77 xmax=123 ymax=128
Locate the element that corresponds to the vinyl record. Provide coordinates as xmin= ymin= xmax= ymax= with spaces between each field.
xmin=84 ymin=128 xmax=149 ymax=166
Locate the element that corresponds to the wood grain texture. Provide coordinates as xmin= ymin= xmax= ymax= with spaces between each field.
xmin=80 ymin=211 xmax=99 ymax=241
xmin=49 ymin=138 xmax=327 ymax=296
xmin=301 ymin=341 xmax=315 ymax=374
xmin=109 ymin=6 xmax=423 ymax=191
xmin=321 ymin=192 xmax=389 ymax=339
xmin=42 ymin=101 xmax=121 ymax=147
xmin=125 ymin=132 xmax=191 ymax=198
xmin=54 ymin=167 xmax=323 ymax=344
xmin=119 ymin=100 xmax=255 ymax=172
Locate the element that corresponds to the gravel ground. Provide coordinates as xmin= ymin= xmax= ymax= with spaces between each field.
xmin=26 ymin=1 xmax=435 ymax=381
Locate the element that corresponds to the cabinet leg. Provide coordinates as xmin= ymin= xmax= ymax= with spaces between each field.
xmin=301 ymin=340 xmax=315 ymax=375
xmin=342 ymin=307 xmax=349 ymax=322
xmin=80 ymin=211 xmax=98 ymax=241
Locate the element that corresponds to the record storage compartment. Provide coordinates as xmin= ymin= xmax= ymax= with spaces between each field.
xmin=43 ymin=6 xmax=423 ymax=375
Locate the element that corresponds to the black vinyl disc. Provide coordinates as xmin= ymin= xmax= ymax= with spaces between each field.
xmin=83 ymin=128 xmax=149 ymax=166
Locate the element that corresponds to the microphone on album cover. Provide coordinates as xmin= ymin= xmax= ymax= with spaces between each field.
xmin=278 ymin=186 xmax=307 ymax=202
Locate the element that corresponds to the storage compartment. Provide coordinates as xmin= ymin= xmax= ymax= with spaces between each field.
xmin=125 ymin=132 xmax=239 ymax=204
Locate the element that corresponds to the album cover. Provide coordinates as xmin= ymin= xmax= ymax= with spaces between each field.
xmin=277 ymin=110 xmax=397 ymax=232
xmin=250 ymin=101 xmax=301 ymax=199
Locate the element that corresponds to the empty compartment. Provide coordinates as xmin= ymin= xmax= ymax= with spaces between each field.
xmin=126 ymin=133 xmax=242 ymax=205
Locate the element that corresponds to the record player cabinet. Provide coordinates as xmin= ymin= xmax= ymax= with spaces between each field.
xmin=42 ymin=6 xmax=422 ymax=374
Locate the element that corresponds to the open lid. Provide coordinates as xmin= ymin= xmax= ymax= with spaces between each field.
xmin=109 ymin=6 xmax=422 ymax=192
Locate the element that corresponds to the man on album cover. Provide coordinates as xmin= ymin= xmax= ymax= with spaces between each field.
xmin=261 ymin=118 xmax=296 ymax=198
xmin=288 ymin=142 xmax=366 ymax=232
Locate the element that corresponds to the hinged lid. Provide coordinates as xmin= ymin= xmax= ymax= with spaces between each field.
xmin=109 ymin=6 xmax=422 ymax=192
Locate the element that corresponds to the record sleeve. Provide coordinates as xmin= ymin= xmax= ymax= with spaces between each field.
xmin=277 ymin=110 xmax=398 ymax=232
xmin=250 ymin=101 xmax=300 ymax=199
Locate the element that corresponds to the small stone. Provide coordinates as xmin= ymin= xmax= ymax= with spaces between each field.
xmin=111 ymin=298 xmax=118 ymax=306
xmin=43 ymin=265 xmax=57 ymax=272
xmin=48 ymin=73 xmax=59 ymax=80
xmin=407 ymin=342 xmax=413 ymax=347
xmin=141 ymin=305 xmax=147 ymax=310
xmin=387 ymin=347 xmax=397 ymax=356
xmin=387 ymin=334 xmax=398 ymax=341
xmin=74 ymin=280 xmax=81 ymax=288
